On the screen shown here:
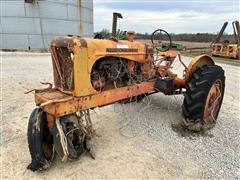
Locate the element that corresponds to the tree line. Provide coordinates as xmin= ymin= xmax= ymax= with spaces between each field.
xmin=95 ymin=29 xmax=236 ymax=43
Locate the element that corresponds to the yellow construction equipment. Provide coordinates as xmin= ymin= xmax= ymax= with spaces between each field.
xmin=212 ymin=21 xmax=240 ymax=59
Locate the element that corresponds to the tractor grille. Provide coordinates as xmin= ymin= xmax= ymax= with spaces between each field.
xmin=50 ymin=46 xmax=74 ymax=91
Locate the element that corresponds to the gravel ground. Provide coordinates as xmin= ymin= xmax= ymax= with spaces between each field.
xmin=1 ymin=52 xmax=240 ymax=179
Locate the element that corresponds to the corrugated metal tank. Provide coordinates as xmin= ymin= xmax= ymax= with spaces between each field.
xmin=0 ymin=0 xmax=93 ymax=50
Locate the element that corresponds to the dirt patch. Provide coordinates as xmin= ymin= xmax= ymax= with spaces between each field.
xmin=171 ymin=123 xmax=214 ymax=139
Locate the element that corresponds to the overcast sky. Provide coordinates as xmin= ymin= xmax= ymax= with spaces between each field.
xmin=93 ymin=0 xmax=239 ymax=34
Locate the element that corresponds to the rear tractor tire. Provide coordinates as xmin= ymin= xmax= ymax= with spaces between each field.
xmin=27 ymin=108 xmax=54 ymax=171
xmin=182 ymin=65 xmax=225 ymax=131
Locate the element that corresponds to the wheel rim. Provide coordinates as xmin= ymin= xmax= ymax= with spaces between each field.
xmin=53 ymin=114 xmax=92 ymax=161
xmin=204 ymin=79 xmax=223 ymax=123
xmin=66 ymin=126 xmax=85 ymax=158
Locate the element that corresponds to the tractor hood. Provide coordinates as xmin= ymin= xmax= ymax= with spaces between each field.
xmin=50 ymin=36 xmax=153 ymax=61
xmin=50 ymin=36 xmax=153 ymax=93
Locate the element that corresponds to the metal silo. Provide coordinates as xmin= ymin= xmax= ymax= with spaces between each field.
xmin=0 ymin=0 xmax=93 ymax=50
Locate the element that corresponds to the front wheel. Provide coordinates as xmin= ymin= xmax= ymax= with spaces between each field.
xmin=27 ymin=108 xmax=54 ymax=171
xmin=182 ymin=65 xmax=225 ymax=131
xmin=52 ymin=114 xmax=87 ymax=161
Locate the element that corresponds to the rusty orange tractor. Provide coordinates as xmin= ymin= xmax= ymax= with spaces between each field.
xmin=27 ymin=13 xmax=225 ymax=171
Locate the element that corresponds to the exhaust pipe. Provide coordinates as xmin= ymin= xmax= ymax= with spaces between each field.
xmin=112 ymin=12 xmax=123 ymax=39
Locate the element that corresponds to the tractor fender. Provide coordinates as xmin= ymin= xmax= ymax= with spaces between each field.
xmin=185 ymin=55 xmax=214 ymax=83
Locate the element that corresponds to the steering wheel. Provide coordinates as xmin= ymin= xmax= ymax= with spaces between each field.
xmin=151 ymin=29 xmax=172 ymax=52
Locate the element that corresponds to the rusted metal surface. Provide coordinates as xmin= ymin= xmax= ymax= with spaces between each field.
xmin=46 ymin=114 xmax=55 ymax=131
xmin=204 ymin=79 xmax=223 ymax=124
xmin=49 ymin=37 xmax=154 ymax=96
xmin=158 ymin=50 xmax=178 ymax=58
xmin=127 ymin=60 xmax=135 ymax=76
xmin=127 ymin=30 xmax=135 ymax=42
xmin=142 ymin=62 xmax=156 ymax=79
xmin=41 ymin=35 xmax=217 ymax=119
xmin=185 ymin=55 xmax=214 ymax=82
xmin=25 ymin=82 xmax=53 ymax=94
xmin=34 ymin=89 xmax=70 ymax=106
xmin=80 ymin=38 xmax=88 ymax=48
xmin=112 ymin=12 xmax=123 ymax=38
xmin=178 ymin=54 xmax=187 ymax=70
xmin=36 ymin=81 xmax=155 ymax=118
xmin=52 ymin=37 xmax=75 ymax=49
xmin=50 ymin=46 xmax=74 ymax=91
